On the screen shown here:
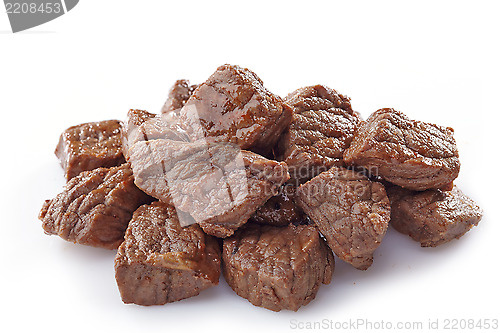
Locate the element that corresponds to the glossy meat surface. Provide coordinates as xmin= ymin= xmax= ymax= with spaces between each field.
xmin=223 ymin=223 xmax=334 ymax=311
xmin=387 ymin=185 xmax=482 ymax=247
xmin=115 ymin=201 xmax=220 ymax=305
xmin=129 ymin=139 xmax=290 ymax=237
xmin=250 ymin=184 xmax=305 ymax=226
xmin=179 ymin=64 xmax=293 ymax=155
xmin=161 ymin=79 xmax=198 ymax=114
xmin=278 ymin=85 xmax=360 ymax=184
xmin=296 ymin=167 xmax=390 ymax=270
xmin=39 ymin=163 xmax=151 ymax=249
xmin=344 ymin=108 xmax=460 ymax=191
xmin=121 ymin=109 xmax=188 ymax=159
xmin=55 ymin=120 xmax=125 ymax=180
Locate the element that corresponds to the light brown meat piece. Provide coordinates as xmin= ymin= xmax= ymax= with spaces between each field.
xmin=344 ymin=108 xmax=460 ymax=191
xmin=387 ymin=185 xmax=482 ymax=247
xmin=223 ymin=223 xmax=334 ymax=311
xmin=55 ymin=120 xmax=125 ymax=180
xmin=161 ymin=79 xmax=198 ymax=114
xmin=39 ymin=163 xmax=151 ymax=249
xmin=115 ymin=201 xmax=220 ymax=305
xmin=278 ymin=85 xmax=360 ymax=184
xmin=178 ymin=64 xmax=293 ymax=156
xmin=296 ymin=166 xmax=391 ymax=270
xmin=128 ymin=139 xmax=290 ymax=238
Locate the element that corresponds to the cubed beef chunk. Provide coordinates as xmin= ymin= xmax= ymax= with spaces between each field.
xmin=178 ymin=64 xmax=293 ymax=155
xmin=223 ymin=223 xmax=334 ymax=312
xmin=250 ymin=184 xmax=305 ymax=226
xmin=115 ymin=201 xmax=221 ymax=306
xmin=161 ymin=79 xmax=198 ymax=114
xmin=387 ymin=185 xmax=482 ymax=247
xmin=128 ymin=139 xmax=290 ymax=238
xmin=278 ymin=85 xmax=360 ymax=184
xmin=344 ymin=108 xmax=460 ymax=191
xmin=296 ymin=167 xmax=391 ymax=270
xmin=122 ymin=109 xmax=156 ymax=159
xmin=55 ymin=120 xmax=125 ymax=180
xmin=39 ymin=163 xmax=151 ymax=249
xmin=121 ymin=109 xmax=188 ymax=159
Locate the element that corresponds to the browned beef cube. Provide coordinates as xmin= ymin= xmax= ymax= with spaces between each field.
xmin=115 ymin=201 xmax=221 ymax=306
xmin=161 ymin=79 xmax=198 ymax=114
xmin=344 ymin=108 xmax=460 ymax=191
xmin=179 ymin=64 xmax=293 ymax=155
xmin=39 ymin=163 xmax=151 ymax=249
xmin=55 ymin=120 xmax=125 ymax=180
xmin=387 ymin=185 xmax=482 ymax=247
xmin=278 ymin=85 xmax=360 ymax=184
xmin=128 ymin=139 xmax=289 ymax=238
xmin=223 ymin=223 xmax=334 ymax=312
xmin=296 ymin=167 xmax=391 ymax=270
xmin=121 ymin=109 xmax=188 ymax=159
xmin=121 ymin=109 xmax=156 ymax=159
xmin=250 ymin=184 xmax=305 ymax=226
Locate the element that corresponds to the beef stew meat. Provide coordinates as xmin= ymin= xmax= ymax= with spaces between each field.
xmin=161 ymin=79 xmax=198 ymax=114
xmin=122 ymin=109 xmax=157 ymax=159
xmin=55 ymin=120 xmax=125 ymax=180
xmin=39 ymin=163 xmax=151 ymax=249
xmin=387 ymin=185 xmax=482 ymax=247
xmin=121 ymin=109 xmax=189 ymax=160
xmin=296 ymin=166 xmax=391 ymax=270
xmin=129 ymin=139 xmax=290 ymax=238
xmin=278 ymin=85 xmax=360 ymax=184
xmin=250 ymin=184 xmax=305 ymax=226
xmin=179 ymin=64 xmax=293 ymax=156
xmin=115 ymin=201 xmax=221 ymax=306
xmin=223 ymin=223 xmax=334 ymax=312
xmin=344 ymin=108 xmax=460 ymax=191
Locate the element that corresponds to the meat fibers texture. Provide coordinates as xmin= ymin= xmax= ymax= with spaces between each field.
xmin=387 ymin=185 xmax=482 ymax=247
xmin=39 ymin=163 xmax=151 ymax=249
xmin=296 ymin=167 xmax=391 ymax=270
xmin=55 ymin=120 xmax=125 ymax=180
xmin=115 ymin=201 xmax=221 ymax=305
xmin=179 ymin=64 xmax=293 ymax=156
xmin=223 ymin=223 xmax=334 ymax=312
xmin=161 ymin=79 xmax=198 ymax=114
xmin=344 ymin=108 xmax=460 ymax=191
xmin=128 ymin=139 xmax=290 ymax=238
xmin=250 ymin=184 xmax=306 ymax=226
xmin=278 ymin=85 xmax=360 ymax=184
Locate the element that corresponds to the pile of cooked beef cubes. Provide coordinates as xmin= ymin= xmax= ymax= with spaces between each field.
xmin=39 ymin=64 xmax=483 ymax=311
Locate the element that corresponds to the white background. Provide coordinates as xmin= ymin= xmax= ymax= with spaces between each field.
xmin=1 ymin=1 xmax=498 ymax=332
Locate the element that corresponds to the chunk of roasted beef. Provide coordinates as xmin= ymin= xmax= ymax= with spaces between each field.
xmin=344 ymin=108 xmax=460 ymax=191
xmin=115 ymin=201 xmax=221 ymax=305
xmin=39 ymin=163 xmax=151 ymax=249
xmin=223 ymin=223 xmax=334 ymax=311
xmin=55 ymin=120 xmax=125 ymax=180
xmin=296 ymin=166 xmax=391 ymax=270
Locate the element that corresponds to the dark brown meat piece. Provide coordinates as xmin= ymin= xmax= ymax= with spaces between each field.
xmin=296 ymin=167 xmax=391 ymax=270
xmin=129 ymin=139 xmax=290 ymax=238
xmin=223 ymin=223 xmax=334 ymax=312
xmin=115 ymin=201 xmax=220 ymax=306
xmin=161 ymin=79 xmax=198 ymax=114
xmin=344 ymin=108 xmax=460 ymax=191
xmin=178 ymin=64 xmax=293 ymax=155
xmin=39 ymin=163 xmax=151 ymax=249
xmin=121 ymin=109 xmax=188 ymax=159
xmin=250 ymin=184 xmax=305 ymax=226
xmin=55 ymin=120 xmax=125 ymax=180
xmin=387 ymin=185 xmax=482 ymax=247
xmin=278 ymin=85 xmax=360 ymax=184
